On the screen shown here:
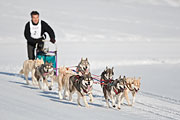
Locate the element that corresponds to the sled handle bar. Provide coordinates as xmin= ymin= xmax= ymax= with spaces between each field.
xmin=42 ymin=40 xmax=57 ymax=51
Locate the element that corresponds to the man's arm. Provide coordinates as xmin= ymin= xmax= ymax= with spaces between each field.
xmin=42 ymin=21 xmax=56 ymax=43
xmin=24 ymin=22 xmax=43 ymax=45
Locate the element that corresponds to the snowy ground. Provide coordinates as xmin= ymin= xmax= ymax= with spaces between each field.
xmin=0 ymin=0 xmax=180 ymax=120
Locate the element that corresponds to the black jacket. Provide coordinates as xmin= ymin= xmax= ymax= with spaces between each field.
xmin=24 ymin=20 xmax=55 ymax=46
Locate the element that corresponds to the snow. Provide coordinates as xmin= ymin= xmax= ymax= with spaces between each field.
xmin=0 ymin=0 xmax=180 ymax=120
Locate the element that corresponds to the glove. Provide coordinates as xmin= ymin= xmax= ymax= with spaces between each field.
xmin=50 ymin=38 xmax=56 ymax=44
xmin=36 ymin=37 xmax=43 ymax=44
xmin=42 ymin=34 xmax=46 ymax=40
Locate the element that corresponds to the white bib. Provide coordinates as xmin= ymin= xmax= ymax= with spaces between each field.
xmin=30 ymin=20 xmax=41 ymax=39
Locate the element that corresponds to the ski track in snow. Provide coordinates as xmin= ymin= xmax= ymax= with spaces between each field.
xmin=93 ymin=87 xmax=180 ymax=120
xmin=139 ymin=91 xmax=180 ymax=106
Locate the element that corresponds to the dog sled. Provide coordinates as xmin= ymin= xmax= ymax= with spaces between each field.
xmin=35 ymin=40 xmax=58 ymax=76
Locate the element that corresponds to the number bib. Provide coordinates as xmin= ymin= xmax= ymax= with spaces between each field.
xmin=30 ymin=20 xmax=41 ymax=39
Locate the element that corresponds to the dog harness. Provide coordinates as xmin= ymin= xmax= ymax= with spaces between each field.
xmin=73 ymin=75 xmax=92 ymax=95
xmin=125 ymin=82 xmax=139 ymax=92
xmin=100 ymin=79 xmax=114 ymax=86
xmin=113 ymin=88 xmax=122 ymax=95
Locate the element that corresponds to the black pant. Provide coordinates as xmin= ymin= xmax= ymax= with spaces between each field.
xmin=27 ymin=44 xmax=36 ymax=60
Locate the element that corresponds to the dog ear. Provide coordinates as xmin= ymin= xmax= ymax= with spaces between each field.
xmin=112 ymin=67 xmax=114 ymax=70
xmin=106 ymin=66 xmax=108 ymax=70
xmin=58 ymin=68 xmax=61 ymax=73
xmin=88 ymin=72 xmax=91 ymax=76
xmin=113 ymin=79 xmax=117 ymax=85
xmin=86 ymin=58 xmax=88 ymax=61
xmin=50 ymin=62 xmax=53 ymax=66
xmin=119 ymin=75 xmax=121 ymax=79
xmin=81 ymin=57 xmax=83 ymax=61
xmin=81 ymin=74 xmax=85 ymax=79
xmin=123 ymin=76 xmax=126 ymax=81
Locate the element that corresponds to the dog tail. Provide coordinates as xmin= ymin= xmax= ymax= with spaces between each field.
xmin=19 ymin=69 xmax=24 ymax=74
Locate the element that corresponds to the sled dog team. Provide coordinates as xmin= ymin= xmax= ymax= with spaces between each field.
xmin=19 ymin=58 xmax=141 ymax=109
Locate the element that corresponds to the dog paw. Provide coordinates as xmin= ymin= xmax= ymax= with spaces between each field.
xmin=128 ymin=104 xmax=132 ymax=106
xmin=78 ymin=103 xmax=83 ymax=107
xmin=85 ymin=105 xmax=90 ymax=108
xmin=106 ymin=105 xmax=110 ymax=108
xmin=48 ymin=87 xmax=52 ymax=90
xmin=59 ymin=96 xmax=63 ymax=100
xmin=89 ymin=99 xmax=93 ymax=103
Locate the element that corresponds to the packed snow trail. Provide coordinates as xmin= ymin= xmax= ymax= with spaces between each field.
xmin=0 ymin=68 xmax=180 ymax=120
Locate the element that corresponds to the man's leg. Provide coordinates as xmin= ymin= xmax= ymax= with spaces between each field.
xmin=27 ymin=44 xmax=35 ymax=60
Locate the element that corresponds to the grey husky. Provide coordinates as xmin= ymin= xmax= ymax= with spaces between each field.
xmin=69 ymin=73 xmax=94 ymax=107
xmin=100 ymin=66 xmax=114 ymax=88
xmin=34 ymin=62 xmax=54 ymax=90
xmin=100 ymin=67 xmax=126 ymax=109
xmin=76 ymin=58 xmax=90 ymax=75
xmin=19 ymin=58 xmax=44 ymax=85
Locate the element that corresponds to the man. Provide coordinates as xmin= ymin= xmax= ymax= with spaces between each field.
xmin=24 ymin=11 xmax=56 ymax=60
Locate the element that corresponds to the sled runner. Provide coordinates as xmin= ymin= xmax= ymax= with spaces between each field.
xmin=35 ymin=40 xmax=58 ymax=76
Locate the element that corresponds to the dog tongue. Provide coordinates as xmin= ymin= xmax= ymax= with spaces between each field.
xmin=88 ymin=85 xmax=91 ymax=91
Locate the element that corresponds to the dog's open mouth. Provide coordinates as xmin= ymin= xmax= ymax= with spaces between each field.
xmin=135 ymin=88 xmax=139 ymax=92
xmin=83 ymin=68 xmax=89 ymax=73
xmin=87 ymin=85 xmax=91 ymax=91
xmin=85 ymin=83 xmax=91 ymax=91
xmin=119 ymin=87 xmax=125 ymax=92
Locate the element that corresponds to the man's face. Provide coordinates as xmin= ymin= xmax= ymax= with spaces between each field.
xmin=31 ymin=14 xmax=39 ymax=24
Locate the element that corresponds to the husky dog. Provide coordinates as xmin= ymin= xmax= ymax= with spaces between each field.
xmin=76 ymin=58 xmax=90 ymax=75
xmin=19 ymin=58 xmax=44 ymax=85
xmin=100 ymin=66 xmax=114 ymax=88
xmin=34 ymin=62 xmax=54 ymax=90
xmin=120 ymin=77 xmax=141 ymax=106
xmin=54 ymin=66 xmax=77 ymax=100
xmin=101 ymin=67 xmax=126 ymax=109
xmin=69 ymin=73 xmax=94 ymax=107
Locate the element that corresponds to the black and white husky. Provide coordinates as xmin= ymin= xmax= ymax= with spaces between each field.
xmin=76 ymin=58 xmax=90 ymax=75
xmin=100 ymin=67 xmax=126 ymax=109
xmin=34 ymin=62 xmax=54 ymax=90
xmin=100 ymin=66 xmax=114 ymax=88
xmin=69 ymin=73 xmax=94 ymax=107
